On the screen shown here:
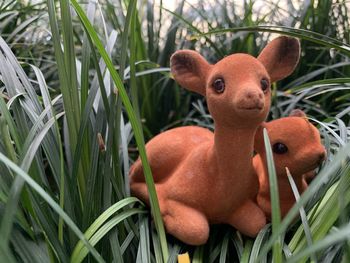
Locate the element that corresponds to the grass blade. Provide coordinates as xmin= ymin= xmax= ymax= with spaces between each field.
xmin=249 ymin=224 xmax=271 ymax=263
xmin=71 ymin=197 xmax=143 ymax=260
xmin=197 ymin=25 xmax=350 ymax=56
xmin=263 ymin=128 xmax=282 ymax=262
xmin=286 ymin=168 xmax=316 ymax=262
xmin=73 ymin=208 xmax=147 ymax=263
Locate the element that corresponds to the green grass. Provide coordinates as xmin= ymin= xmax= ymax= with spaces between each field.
xmin=1 ymin=0 xmax=350 ymax=262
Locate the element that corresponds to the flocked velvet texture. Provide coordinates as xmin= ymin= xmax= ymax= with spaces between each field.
xmin=129 ymin=36 xmax=301 ymax=245
xmin=254 ymin=110 xmax=326 ymax=220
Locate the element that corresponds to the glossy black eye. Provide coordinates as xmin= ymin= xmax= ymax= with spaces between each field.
xmin=212 ymin=78 xmax=225 ymax=93
xmin=260 ymin=78 xmax=269 ymax=93
xmin=272 ymin=142 xmax=288 ymax=154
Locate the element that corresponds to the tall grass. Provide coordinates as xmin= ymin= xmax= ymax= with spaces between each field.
xmin=1 ymin=0 xmax=350 ymax=262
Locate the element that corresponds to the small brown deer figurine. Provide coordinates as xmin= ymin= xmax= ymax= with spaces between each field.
xmin=254 ymin=110 xmax=326 ymax=219
xmin=130 ymin=36 xmax=300 ymax=245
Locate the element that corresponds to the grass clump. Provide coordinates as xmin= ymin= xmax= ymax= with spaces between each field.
xmin=0 ymin=0 xmax=350 ymax=262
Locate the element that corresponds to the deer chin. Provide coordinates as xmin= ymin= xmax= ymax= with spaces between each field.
xmin=304 ymin=160 xmax=323 ymax=173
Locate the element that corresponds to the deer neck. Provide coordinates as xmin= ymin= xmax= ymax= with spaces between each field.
xmin=212 ymin=124 xmax=257 ymax=182
xmin=260 ymin=165 xmax=305 ymax=202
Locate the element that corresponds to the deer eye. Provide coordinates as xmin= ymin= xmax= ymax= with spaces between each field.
xmin=272 ymin=142 xmax=288 ymax=154
xmin=212 ymin=78 xmax=225 ymax=93
xmin=261 ymin=78 xmax=269 ymax=93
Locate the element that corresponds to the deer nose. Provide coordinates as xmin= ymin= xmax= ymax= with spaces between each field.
xmin=320 ymin=150 xmax=326 ymax=161
xmin=246 ymin=90 xmax=263 ymax=100
xmin=318 ymin=149 xmax=327 ymax=164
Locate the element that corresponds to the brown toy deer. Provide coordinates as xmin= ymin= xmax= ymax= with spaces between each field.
xmin=130 ymin=36 xmax=300 ymax=245
xmin=254 ymin=110 xmax=326 ymax=220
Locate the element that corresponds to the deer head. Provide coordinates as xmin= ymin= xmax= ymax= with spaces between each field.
xmin=170 ymin=36 xmax=300 ymax=128
xmin=254 ymin=110 xmax=326 ymax=176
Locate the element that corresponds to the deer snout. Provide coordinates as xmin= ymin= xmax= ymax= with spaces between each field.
xmin=307 ymin=146 xmax=326 ymax=169
xmin=237 ymin=88 xmax=264 ymax=111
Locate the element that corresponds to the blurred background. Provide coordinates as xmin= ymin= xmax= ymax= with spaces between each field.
xmin=3 ymin=0 xmax=350 ymax=137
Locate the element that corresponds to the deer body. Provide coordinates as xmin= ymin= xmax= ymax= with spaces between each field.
xmin=130 ymin=36 xmax=300 ymax=245
xmin=131 ymin=125 xmax=262 ymax=243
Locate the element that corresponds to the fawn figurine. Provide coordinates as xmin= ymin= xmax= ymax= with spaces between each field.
xmin=254 ymin=110 xmax=326 ymax=219
xmin=130 ymin=36 xmax=300 ymax=245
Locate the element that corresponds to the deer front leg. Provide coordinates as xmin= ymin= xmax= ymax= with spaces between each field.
xmin=131 ymin=184 xmax=210 ymax=245
xmin=227 ymin=199 xmax=266 ymax=237
xmin=161 ymin=199 xmax=210 ymax=245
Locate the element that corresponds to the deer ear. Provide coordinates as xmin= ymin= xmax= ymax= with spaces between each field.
xmin=289 ymin=109 xmax=307 ymax=118
xmin=170 ymin=50 xmax=211 ymax=96
xmin=254 ymin=123 xmax=267 ymax=154
xmin=258 ymin=36 xmax=300 ymax=82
